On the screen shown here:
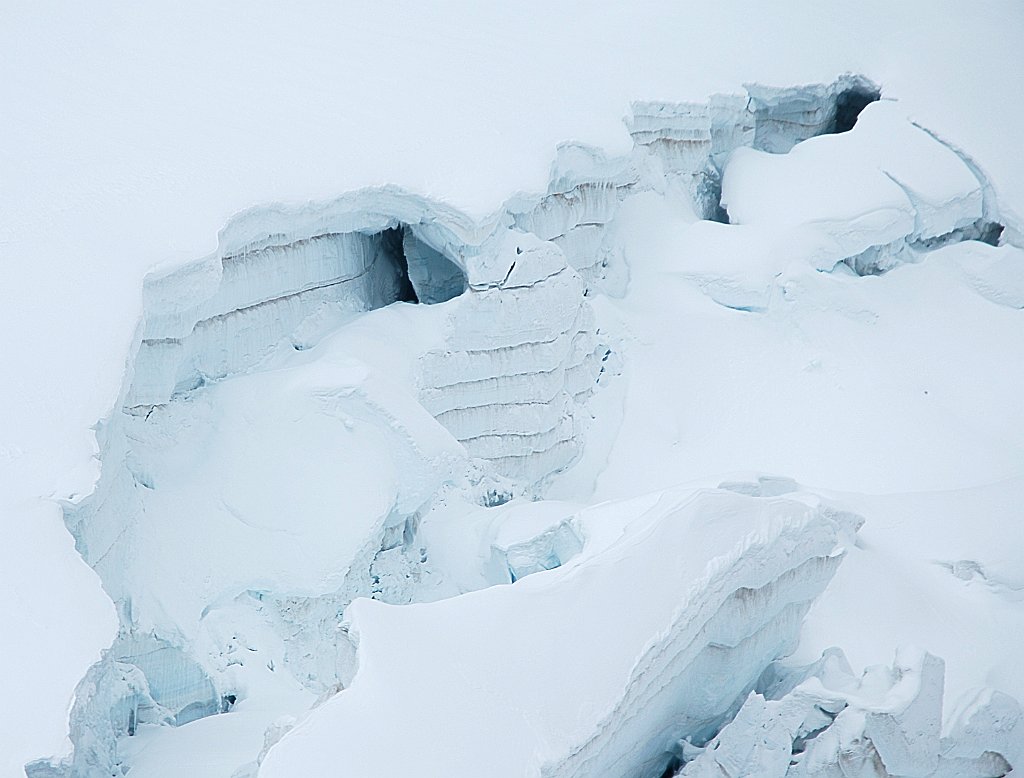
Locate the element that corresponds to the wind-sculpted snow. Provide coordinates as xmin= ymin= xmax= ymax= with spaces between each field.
xmin=258 ymin=489 xmax=859 ymax=778
xmin=722 ymin=100 xmax=1005 ymax=276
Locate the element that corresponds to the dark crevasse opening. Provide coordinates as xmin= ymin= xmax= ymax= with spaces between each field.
xmin=376 ymin=226 xmax=468 ymax=305
xmin=977 ymin=221 xmax=1005 ymax=246
xmin=378 ymin=227 xmax=420 ymax=303
xmin=693 ymin=166 xmax=730 ymax=224
xmin=830 ymin=83 xmax=882 ymax=134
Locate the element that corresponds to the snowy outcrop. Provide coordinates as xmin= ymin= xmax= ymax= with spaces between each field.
xmin=489 ymin=505 xmax=584 ymax=583
xmin=258 ymin=488 xmax=860 ymax=778
xmin=55 ymin=344 xmax=467 ymax=776
xmin=679 ymin=647 xmax=1020 ymax=777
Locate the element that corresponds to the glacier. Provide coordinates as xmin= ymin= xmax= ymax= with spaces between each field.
xmin=7 ymin=60 xmax=1023 ymax=778
xmin=258 ymin=489 xmax=860 ymax=778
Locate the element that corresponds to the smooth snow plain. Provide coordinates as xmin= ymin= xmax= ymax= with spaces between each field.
xmin=2 ymin=2 xmax=1023 ymax=777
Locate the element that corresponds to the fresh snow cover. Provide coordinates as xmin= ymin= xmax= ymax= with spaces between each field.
xmin=2 ymin=2 xmax=1024 ymax=777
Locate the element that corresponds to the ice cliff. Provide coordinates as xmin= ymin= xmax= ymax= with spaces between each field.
xmin=30 ymin=74 xmax=1022 ymax=778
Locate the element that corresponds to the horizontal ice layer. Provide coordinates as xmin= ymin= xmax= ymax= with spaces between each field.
xmin=746 ymin=74 xmax=880 ymax=154
xmin=721 ymin=100 xmax=993 ymax=274
xmin=627 ymin=74 xmax=880 ymax=166
xmin=419 ymin=234 xmax=606 ymax=483
xmin=127 ymin=189 xmax=482 ymax=408
xmin=626 ymin=75 xmax=879 ymax=219
xmin=944 ymin=241 xmax=1024 ymax=309
xmin=259 ymin=488 xmax=858 ymax=778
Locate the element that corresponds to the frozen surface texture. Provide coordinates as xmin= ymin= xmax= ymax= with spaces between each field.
xmin=8 ymin=54 xmax=1023 ymax=778
xmin=627 ymin=74 xmax=880 ymax=219
xmin=680 ymin=647 xmax=1020 ymax=777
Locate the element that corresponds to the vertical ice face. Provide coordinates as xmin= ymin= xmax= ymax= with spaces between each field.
xmin=126 ymin=221 xmax=468 ymax=410
xmin=419 ymin=233 xmax=607 ymax=484
xmin=507 ymin=143 xmax=641 ymax=296
xmin=402 ymin=228 xmax=468 ymax=304
xmin=37 ymin=72 xmax=1019 ymax=778
xmin=746 ymin=74 xmax=881 ymax=154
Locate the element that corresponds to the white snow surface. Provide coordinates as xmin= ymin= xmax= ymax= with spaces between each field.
xmin=2 ymin=2 xmax=1024 ymax=777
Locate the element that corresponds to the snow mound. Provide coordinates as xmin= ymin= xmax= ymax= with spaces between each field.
xmin=722 ymin=100 xmax=1003 ymax=275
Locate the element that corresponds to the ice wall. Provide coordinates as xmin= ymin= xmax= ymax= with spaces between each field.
xmin=627 ymin=74 xmax=880 ymax=220
xmin=127 ymin=205 xmax=471 ymax=410
xmin=419 ymin=233 xmax=608 ymax=483
xmin=507 ymin=143 xmax=644 ymax=294
xmin=41 ymin=73 xmax=1016 ymax=778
